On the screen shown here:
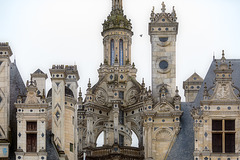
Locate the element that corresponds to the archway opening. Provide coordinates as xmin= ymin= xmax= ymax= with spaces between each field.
xmin=131 ymin=130 xmax=139 ymax=147
xmin=96 ymin=131 xmax=104 ymax=147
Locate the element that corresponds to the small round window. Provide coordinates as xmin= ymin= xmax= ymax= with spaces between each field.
xmin=159 ymin=60 xmax=168 ymax=70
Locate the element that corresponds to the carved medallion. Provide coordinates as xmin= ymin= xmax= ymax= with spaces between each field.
xmin=95 ymin=89 xmax=108 ymax=105
xmin=126 ymin=89 xmax=138 ymax=105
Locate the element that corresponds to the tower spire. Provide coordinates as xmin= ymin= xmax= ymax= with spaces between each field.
xmin=112 ymin=0 xmax=122 ymax=10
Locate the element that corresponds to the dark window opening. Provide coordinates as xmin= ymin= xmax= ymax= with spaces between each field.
xmin=225 ymin=120 xmax=235 ymax=131
xmin=212 ymin=133 xmax=222 ymax=152
xmin=212 ymin=120 xmax=222 ymax=131
xmin=225 ymin=133 xmax=235 ymax=153
xmin=119 ymin=110 xmax=124 ymax=125
xmin=27 ymin=122 xmax=37 ymax=131
xmin=119 ymin=91 xmax=124 ymax=100
xmin=212 ymin=119 xmax=235 ymax=153
xmin=70 ymin=143 xmax=73 ymax=152
xmin=119 ymin=134 xmax=124 ymax=147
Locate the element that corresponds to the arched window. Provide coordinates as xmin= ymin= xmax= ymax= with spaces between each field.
xmin=119 ymin=39 xmax=124 ymax=66
xmin=131 ymin=130 xmax=139 ymax=147
xmin=110 ymin=39 xmax=115 ymax=65
xmin=96 ymin=131 xmax=104 ymax=147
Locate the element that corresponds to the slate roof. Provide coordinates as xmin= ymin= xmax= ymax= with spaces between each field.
xmin=33 ymin=68 xmax=45 ymax=74
xmin=46 ymin=130 xmax=59 ymax=160
xmin=9 ymin=63 xmax=27 ymax=160
xmin=167 ymin=102 xmax=194 ymax=160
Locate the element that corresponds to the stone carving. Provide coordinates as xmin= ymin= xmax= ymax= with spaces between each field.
xmin=95 ymin=89 xmax=108 ymax=105
xmin=126 ymin=89 xmax=138 ymax=105
xmin=216 ymin=84 xmax=229 ymax=99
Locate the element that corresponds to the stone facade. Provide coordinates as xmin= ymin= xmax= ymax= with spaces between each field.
xmin=192 ymin=52 xmax=240 ymax=160
xmin=15 ymin=80 xmax=48 ymax=160
xmin=0 ymin=42 xmax=12 ymax=159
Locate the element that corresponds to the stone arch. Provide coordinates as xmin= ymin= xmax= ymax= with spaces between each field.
xmin=155 ymin=128 xmax=173 ymax=141
xmin=154 ymin=127 xmax=174 ymax=160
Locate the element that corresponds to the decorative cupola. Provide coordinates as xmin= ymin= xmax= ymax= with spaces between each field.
xmin=214 ymin=50 xmax=233 ymax=82
xmin=102 ymin=0 xmax=133 ymax=66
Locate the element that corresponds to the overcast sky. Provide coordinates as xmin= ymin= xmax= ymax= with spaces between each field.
xmin=1 ymin=0 xmax=240 ymax=100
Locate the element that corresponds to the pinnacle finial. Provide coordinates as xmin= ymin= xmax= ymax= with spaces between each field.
xmin=171 ymin=6 xmax=177 ymax=21
xmin=42 ymin=89 xmax=45 ymax=99
xmin=161 ymin=2 xmax=166 ymax=13
xmin=88 ymin=78 xmax=91 ymax=88
xmin=112 ymin=0 xmax=123 ymax=10
xmin=78 ymin=87 xmax=83 ymax=102
xmin=221 ymin=50 xmax=226 ymax=62
xmin=142 ymin=78 xmax=145 ymax=88
xmin=175 ymin=86 xmax=179 ymax=95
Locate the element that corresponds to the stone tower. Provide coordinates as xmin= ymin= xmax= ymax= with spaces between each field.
xmin=149 ymin=2 xmax=178 ymax=101
xmin=183 ymin=72 xmax=203 ymax=102
xmin=102 ymin=0 xmax=132 ymax=66
xmin=78 ymin=0 xmax=145 ymax=159
xmin=0 ymin=42 xmax=12 ymax=159
xmin=48 ymin=65 xmax=78 ymax=160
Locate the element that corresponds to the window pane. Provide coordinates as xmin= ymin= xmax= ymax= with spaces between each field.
xmin=212 ymin=120 xmax=222 ymax=131
xmin=70 ymin=143 xmax=73 ymax=152
xmin=212 ymin=133 xmax=222 ymax=152
xmin=225 ymin=133 xmax=235 ymax=153
xmin=27 ymin=122 xmax=37 ymax=131
xmin=119 ymin=91 xmax=124 ymax=100
xmin=225 ymin=120 xmax=235 ymax=131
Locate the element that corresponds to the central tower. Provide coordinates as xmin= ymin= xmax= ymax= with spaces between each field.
xmin=149 ymin=2 xmax=178 ymax=101
xmin=102 ymin=0 xmax=133 ymax=66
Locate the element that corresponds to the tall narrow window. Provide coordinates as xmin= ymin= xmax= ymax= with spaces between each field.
xmin=119 ymin=134 xmax=124 ymax=146
xmin=212 ymin=120 xmax=235 ymax=153
xmin=110 ymin=39 xmax=115 ymax=65
xmin=119 ymin=39 xmax=124 ymax=66
xmin=119 ymin=109 xmax=124 ymax=125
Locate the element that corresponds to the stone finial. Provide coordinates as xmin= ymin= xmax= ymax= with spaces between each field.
xmin=78 ymin=87 xmax=83 ymax=102
xmin=229 ymin=61 xmax=232 ymax=69
xmin=171 ymin=6 xmax=177 ymax=21
xmin=88 ymin=79 xmax=91 ymax=89
xmin=42 ymin=89 xmax=46 ymax=99
xmin=161 ymin=2 xmax=166 ymax=13
xmin=142 ymin=78 xmax=145 ymax=88
xmin=215 ymin=60 xmax=218 ymax=69
xmin=132 ymin=62 xmax=135 ymax=69
xmin=148 ymin=86 xmax=151 ymax=95
xmin=221 ymin=50 xmax=226 ymax=63
xmin=150 ymin=6 xmax=155 ymax=22
xmin=175 ymin=86 xmax=179 ymax=96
